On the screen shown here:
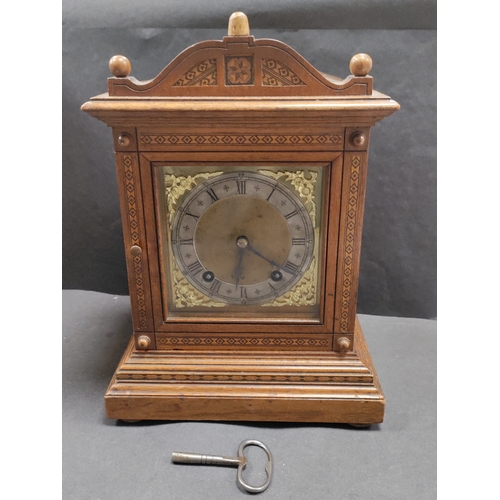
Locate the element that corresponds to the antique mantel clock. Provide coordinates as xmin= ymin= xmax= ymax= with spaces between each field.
xmin=81 ymin=12 xmax=399 ymax=424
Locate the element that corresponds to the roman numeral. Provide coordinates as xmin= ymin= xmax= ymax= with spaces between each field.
xmin=185 ymin=211 xmax=199 ymax=220
xmin=240 ymin=287 xmax=248 ymax=299
xmin=206 ymin=188 xmax=218 ymax=203
xmin=210 ymin=279 xmax=221 ymax=294
xmin=179 ymin=238 xmax=193 ymax=245
xmin=186 ymin=261 xmax=203 ymax=275
xmin=285 ymin=210 xmax=298 ymax=220
xmin=292 ymin=238 xmax=306 ymax=245
xmin=266 ymin=187 xmax=275 ymax=201
xmin=236 ymin=180 xmax=246 ymax=194
xmin=282 ymin=261 xmax=300 ymax=275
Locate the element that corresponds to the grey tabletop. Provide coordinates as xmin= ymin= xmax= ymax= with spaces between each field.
xmin=62 ymin=289 xmax=436 ymax=499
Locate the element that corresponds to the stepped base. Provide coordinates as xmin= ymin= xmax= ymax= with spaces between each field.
xmin=105 ymin=316 xmax=385 ymax=424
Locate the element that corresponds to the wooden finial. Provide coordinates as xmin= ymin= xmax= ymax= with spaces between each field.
xmin=228 ymin=12 xmax=250 ymax=36
xmin=109 ymin=55 xmax=131 ymax=77
xmin=337 ymin=337 xmax=351 ymax=351
xmin=349 ymin=53 xmax=373 ymax=77
xmin=137 ymin=335 xmax=151 ymax=349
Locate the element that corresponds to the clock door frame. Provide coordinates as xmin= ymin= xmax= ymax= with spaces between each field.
xmin=135 ymin=150 xmax=344 ymax=349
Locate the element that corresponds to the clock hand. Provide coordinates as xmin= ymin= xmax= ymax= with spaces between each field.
xmin=246 ymin=244 xmax=281 ymax=268
xmin=234 ymin=246 xmax=245 ymax=289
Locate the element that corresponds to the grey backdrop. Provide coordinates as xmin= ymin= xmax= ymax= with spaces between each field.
xmin=62 ymin=0 xmax=436 ymax=319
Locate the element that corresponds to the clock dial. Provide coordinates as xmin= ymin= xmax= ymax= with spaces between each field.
xmin=171 ymin=171 xmax=314 ymax=305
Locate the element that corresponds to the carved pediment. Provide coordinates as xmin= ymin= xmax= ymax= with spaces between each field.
xmin=107 ymin=35 xmax=373 ymax=98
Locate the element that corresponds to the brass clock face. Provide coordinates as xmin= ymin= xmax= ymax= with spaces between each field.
xmin=171 ymin=171 xmax=314 ymax=305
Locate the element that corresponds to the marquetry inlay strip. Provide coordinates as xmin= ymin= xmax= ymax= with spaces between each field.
xmin=157 ymin=336 xmax=330 ymax=348
xmin=123 ymin=154 xmax=148 ymax=329
xmin=262 ymin=58 xmax=305 ymax=86
xmin=340 ymin=155 xmax=361 ymax=332
xmin=116 ymin=372 xmax=371 ymax=384
xmin=172 ymin=58 xmax=217 ymax=87
xmin=140 ymin=133 xmax=343 ymax=146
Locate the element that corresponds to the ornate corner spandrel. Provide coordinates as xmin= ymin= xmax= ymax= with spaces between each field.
xmin=171 ymin=256 xmax=225 ymax=308
xmin=164 ymin=171 xmax=223 ymax=224
xmin=261 ymin=257 xmax=317 ymax=307
xmin=258 ymin=169 xmax=317 ymax=226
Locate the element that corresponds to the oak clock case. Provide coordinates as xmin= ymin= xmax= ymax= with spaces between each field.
xmin=81 ymin=12 xmax=399 ymax=424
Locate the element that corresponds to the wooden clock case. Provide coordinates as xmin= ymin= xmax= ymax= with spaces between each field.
xmin=81 ymin=13 xmax=399 ymax=424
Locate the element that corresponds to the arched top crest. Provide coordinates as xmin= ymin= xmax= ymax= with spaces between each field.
xmin=107 ymin=35 xmax=373 ymax=98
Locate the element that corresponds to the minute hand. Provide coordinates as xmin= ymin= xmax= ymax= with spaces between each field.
xmin=234 ymin=246 xmax=244 ymax=289
xmin=246 ymin=244 xmax=281 ymax=268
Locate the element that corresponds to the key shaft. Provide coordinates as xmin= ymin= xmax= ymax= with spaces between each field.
xmin=172 ymin=452 xmax=242 ymax=467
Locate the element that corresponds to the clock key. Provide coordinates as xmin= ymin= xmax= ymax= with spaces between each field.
xmin=172 ymin=439 xmax=273 ymax=494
